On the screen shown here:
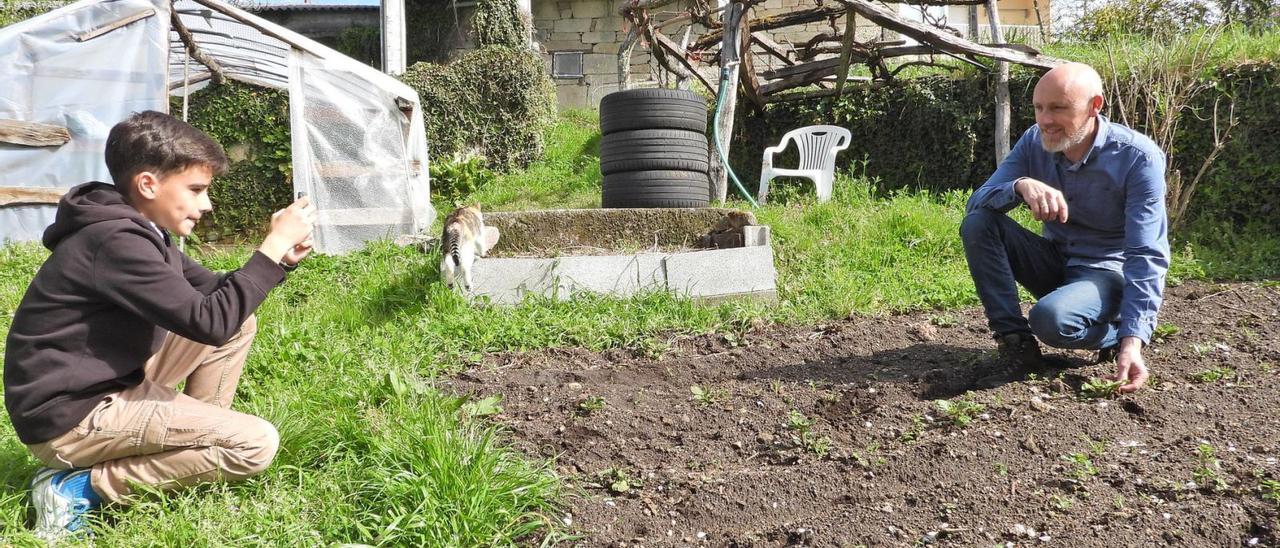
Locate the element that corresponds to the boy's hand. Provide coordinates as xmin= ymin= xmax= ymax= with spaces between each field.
xmin=259 ymin=196 xmax=315 ymax=263
xmin=282 ymin=237 xmax=314 ymax=266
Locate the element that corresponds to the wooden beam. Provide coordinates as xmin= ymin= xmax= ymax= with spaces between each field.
xmin=750 ymin=32 xmax=795 ymax=65
xmin=0 ymin=120 xmax=71 ymax=147
xmin=0 ymin=186 xmax=65 ymax=207
xmin=832 ymin=9 xmax=857 ymax=100
xmin=694 ymin=5 xmax=845 ymax=50
xmin=76 ymin=8 xmax=155 ymax=41
xmin=842 ymin=0 xmax=1063 ymax=70
xmin=170 ymin=2 xmax=226 ymax=85
xmin=651 ymin=31 xmax=716 ymax=94
xmin=766 ymin=81 xmax=886 ymax=103
xmin=618 ymin=0 xmax=681 ymax=16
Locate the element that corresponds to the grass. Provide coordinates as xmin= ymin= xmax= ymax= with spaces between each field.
xmin=0 ymin=108 xmax=1271 ymax=544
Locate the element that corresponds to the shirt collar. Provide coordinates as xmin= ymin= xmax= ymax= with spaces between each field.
xmin=1078 ymin=114 xmax=1110 ymax=165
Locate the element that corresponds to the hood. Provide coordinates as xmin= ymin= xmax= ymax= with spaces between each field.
xmin=42 ymin=182 xmax=157 ymax=250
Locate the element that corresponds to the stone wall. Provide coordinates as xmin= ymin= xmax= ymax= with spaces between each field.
xmin=532 ymin=0 xmax=885 ymax=110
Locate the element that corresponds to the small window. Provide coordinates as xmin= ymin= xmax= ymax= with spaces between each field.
xmin=551 ymin=51 xmax=584 ymax=79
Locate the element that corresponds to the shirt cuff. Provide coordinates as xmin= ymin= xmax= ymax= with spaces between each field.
xmin=1117 ymin=319 xmax=1153 ymax=346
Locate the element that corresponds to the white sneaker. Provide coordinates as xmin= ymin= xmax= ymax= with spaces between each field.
xmin=30 ymin=467 xmax=94 ymax=542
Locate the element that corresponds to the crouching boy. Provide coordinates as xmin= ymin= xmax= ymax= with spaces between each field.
xmin=3 ymin=111 xmax=315 ymax=540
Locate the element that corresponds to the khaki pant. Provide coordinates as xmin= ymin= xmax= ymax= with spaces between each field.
xmin=27 ymin=315 xmax=278 ymax=504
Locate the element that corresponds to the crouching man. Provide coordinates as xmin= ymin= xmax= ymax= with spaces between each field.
xmin=4 ymin=111 xmax=315 ymax=539
xmin=960 ymin=62 xmax=1170 ymax=392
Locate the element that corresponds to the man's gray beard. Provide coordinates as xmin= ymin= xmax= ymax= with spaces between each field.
xmin=1040 ymin=122 xmax=1092 ymax=153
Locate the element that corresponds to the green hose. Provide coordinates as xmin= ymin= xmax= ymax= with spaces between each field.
xmin=711 ymin=62 xmax=759 ymax=208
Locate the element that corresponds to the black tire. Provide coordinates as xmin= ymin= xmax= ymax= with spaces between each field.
xmin=600 ymin=89 xmax=708 ymax=135
xmin=602 ymin=170 xmax=710 ymax=208
xmin=599 ymin=129 xmax=710 ymax=175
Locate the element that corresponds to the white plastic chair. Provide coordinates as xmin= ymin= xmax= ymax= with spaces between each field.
xmin=757 ymin=125 xmax=852 ymax=204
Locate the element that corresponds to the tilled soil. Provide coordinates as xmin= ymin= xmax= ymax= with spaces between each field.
xmin=446 ymin=282 xmax=1280 ymax=546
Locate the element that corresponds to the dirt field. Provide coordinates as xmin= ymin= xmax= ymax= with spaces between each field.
xmin=447 ymin=282 xmax=1280 ymax=546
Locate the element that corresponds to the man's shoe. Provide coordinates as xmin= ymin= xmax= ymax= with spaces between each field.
xmin=30 ymin=467 xmax=95 ymax=541
xmin=1096 ymin=345 xmax=1119 ymax=364
xmin=997 ymin=331 xmax=1044 ymax=367
xmin=974 ymin=332 xmax=1045 ymax=389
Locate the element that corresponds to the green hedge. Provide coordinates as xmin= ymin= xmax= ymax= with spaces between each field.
xmin=170 ymin=82 xmax=293 ymax=242
xmin=400 ymin=45 xmax=556 ymax=170
xmin=734 ymin=62 xmax=1279 ymax=230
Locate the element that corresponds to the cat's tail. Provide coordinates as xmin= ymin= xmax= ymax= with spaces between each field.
xmin=445 ymin=225 xmax=462 ymax=266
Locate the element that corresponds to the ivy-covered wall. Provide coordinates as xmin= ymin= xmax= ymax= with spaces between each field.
xmin=400 ymin=45 xmax=556 ymax=170
xmin=733 ymin=62 xmax=1280 ymax=230
xmin=170 ymin=83 xmax=293 ymax=242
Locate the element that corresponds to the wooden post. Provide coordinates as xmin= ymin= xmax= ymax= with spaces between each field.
xmin=986 ymin=0 xmax=1010 ymax=165
xmin=381 ymin=0 xmax=406 ymax=75
xmin=967 ymin=5 xmax=979 ymax=40
xmin=710 ymin=1 xmax=743 ymax=204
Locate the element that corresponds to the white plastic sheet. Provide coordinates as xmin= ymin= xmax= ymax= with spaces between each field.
xmin=0 ymin=0 xmax=170 ymax=243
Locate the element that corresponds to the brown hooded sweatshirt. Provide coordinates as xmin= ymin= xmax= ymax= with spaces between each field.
xmin=4 ymin=182 xmax=285 ymax=444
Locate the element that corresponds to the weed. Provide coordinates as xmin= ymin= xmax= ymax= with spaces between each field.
xmin=933 ymin=396 xmax=984 ymax=428
xmin=1113 ymin=494 xmax=1126 ymax=510
xmin=597 ymin=467 xmax=641 ymax=494
xmin=576 ymin=396 xmax=606 ymax=416
xmin=1260 ymin=478 xmax=1280 ymax=508
xmin=1152 ymin=323 xmax=1181 ymax=343
xmin=899 ymin=414 xmax=926 ymax=443
xmin=1050 ymin=494 xmax=1075 ymax=511
xmin=851 ymin=441 xmax=885 ymax=468
xmin=929 ymin=314 xmax=958 ymax=327
xmin=770 ymin=379 xmax=785 ymax=395
xmin=462 ymin=394 xmax=504 ymax=418
xmin=1261 ymin=362 xmax=1275 ymax=374
xmin=1080 ymin=377 xmax=1124 ymax=399
xmin=1193 ymin=443 xmax=1230 ymax=492
xmin=690 ymin=385 xmax=729 ymax=406
xmin=1062 ymin=452 xmax=1100 ymax=484
xmin=1189 ymin=367 xmax=1235 ymax=383
xmin=994 ymin=462 xmax=1009 ymax=476
xmin=787 ymin=410 xmax=833 ymax=458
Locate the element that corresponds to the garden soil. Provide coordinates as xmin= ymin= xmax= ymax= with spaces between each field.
xmin=447 ymin=282 xmax=1280 ymax=546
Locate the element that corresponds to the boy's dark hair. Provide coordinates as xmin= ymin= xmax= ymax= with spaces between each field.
xmin=104 ymin=111 xmax=228 ymax=201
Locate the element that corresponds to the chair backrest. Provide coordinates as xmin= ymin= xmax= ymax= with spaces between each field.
xmin=780 ymin=125 xmax=852 ymax=171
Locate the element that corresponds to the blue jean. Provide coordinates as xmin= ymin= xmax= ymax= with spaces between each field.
xmin=960 ymin=208 xmax=1123 ymax=350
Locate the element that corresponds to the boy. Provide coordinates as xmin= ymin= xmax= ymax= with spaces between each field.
xmin=3 ymin=110 xmax=315 ymax=540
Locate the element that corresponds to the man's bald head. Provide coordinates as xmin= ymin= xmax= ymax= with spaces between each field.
xmin=1036 ymin=62 xmax=1105 ymax=105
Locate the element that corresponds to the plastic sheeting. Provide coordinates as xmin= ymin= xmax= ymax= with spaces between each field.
xmin=289 ymin=49 xmax=431 ymax=254
xmin=0 ymin=0 xmax=433 ymax=253
xmin=0 ymin=0 xmax=170 ymax=243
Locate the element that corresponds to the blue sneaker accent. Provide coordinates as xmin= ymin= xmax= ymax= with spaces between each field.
xmin=30 ymin=467 xmax=97 ymax=541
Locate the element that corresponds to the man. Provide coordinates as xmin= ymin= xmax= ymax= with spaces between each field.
xmin=960 ymin=62 xmax=1170 ymax=393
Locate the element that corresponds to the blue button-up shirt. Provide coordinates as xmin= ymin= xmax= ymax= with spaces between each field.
xmin=966 ymin=115 xmax=1171 ymax=344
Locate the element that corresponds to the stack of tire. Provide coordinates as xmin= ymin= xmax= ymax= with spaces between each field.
xmin=599 ymin=89 xmax=710 ymax=208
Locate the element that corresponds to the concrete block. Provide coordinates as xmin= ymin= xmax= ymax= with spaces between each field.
xmin=594 ymin=16 xmax=627 ymax=31
xmin=664 ymin=245 xmax=777 ymax=300
xmin=550 ymin=32 xmax=584 ymax=43
xmin=553 ymin=253 xmax=666 ymax=297
xmin=580 ymin=31 xmax=616 ymax=44
xmin=544 ymin=40 xmax=588 ymax=51
xmin=592 ymin=41 xmax=621 ymax=54
xmin=571 ymin=0 xmax=611 ymax=18
xmin=744 ymin=225 xmax=770 ymax=247
xmin=582 ymin=53 xmax=617 ymax=74
xmin=554 ymin=18 xmax=592 ymax=33
xmin=469 ymin=257 xmax=558 ymax=305
xmin=533 ymin=0 xmax=559 ymax=19
xmin=555 ymin=83 xmax=590 ymax=109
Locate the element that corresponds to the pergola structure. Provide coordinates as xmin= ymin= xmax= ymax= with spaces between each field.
xmin=615 ymin=0 xmax=1066 ymax=201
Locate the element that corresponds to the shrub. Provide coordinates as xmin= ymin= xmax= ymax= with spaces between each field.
xmin=401 ymin=46 xmax=556 ymax=171
xmin=171 ymin=82 xmax=293 ymax=242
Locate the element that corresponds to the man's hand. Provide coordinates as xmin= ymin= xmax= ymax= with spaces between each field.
xmin=258 ymin=196 xmax=316 ymax=263
xmin=1106 ymin=336 xmax=1149 ymax=393
xmin=1014 ymin=178 xmax=1069 ymax=223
